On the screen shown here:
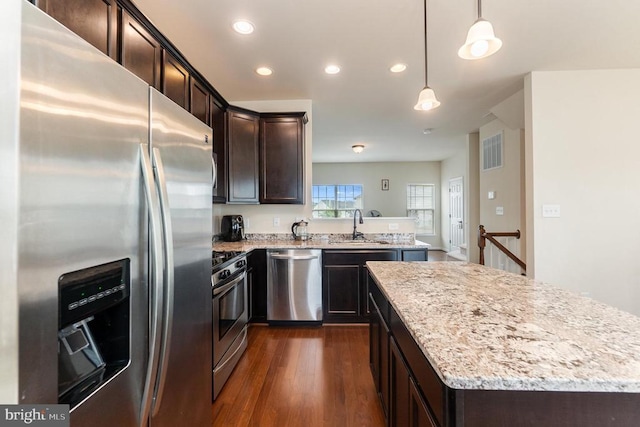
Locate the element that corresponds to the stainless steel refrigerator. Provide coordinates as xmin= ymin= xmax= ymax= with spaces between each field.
xmin=1 ymin=2 xmax=213 ymax=426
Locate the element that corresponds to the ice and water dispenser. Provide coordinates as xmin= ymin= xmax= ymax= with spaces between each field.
xmin=58 ymin=259 xmax=131 ymax=407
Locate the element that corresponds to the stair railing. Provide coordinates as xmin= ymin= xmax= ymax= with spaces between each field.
xmin=478 ymin=225 xmax=526 ymax=273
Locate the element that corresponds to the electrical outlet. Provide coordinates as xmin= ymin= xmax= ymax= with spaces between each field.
xmin=496 ymin=206 xmax=504 ymax=216
xmin=542 ymin=204 xmax=561 ymax=218
xmin=388 ymin=223 xmax=399 ymax=230
xmin=244 ymin=218 xmax=250 ymax=229
xmin=273 ymin=217 xmax=280 ymax=227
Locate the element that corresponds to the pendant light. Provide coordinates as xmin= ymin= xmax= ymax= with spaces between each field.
xmin=458 ymin=0 xmax=502 ymax=60
xmin=414 ymin=0 xmax=440 ymax=111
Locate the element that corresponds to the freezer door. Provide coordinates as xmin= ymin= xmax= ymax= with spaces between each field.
xmin=15 ymin=3 xmax=149 ymax=427
xmin=148 ymin=88 xmax=213 ymax=427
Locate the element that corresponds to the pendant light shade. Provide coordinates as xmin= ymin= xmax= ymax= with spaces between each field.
xmin=458 ymin=0 xmax=502 ymax=60
xmin=414 ymin=86 xmax=441 ymax=111
xmin=415 ymin=0 xmax=440 ymax=111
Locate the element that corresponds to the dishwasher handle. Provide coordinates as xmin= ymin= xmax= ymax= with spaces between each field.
xmin=269 ymin=254 xmax=319 ymax=261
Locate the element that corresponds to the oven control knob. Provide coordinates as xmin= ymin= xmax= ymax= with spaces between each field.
xmin=219 ymin=270 xmax=231 ymax=280
xmin=235 ymin=259 xmax=246 ymax=268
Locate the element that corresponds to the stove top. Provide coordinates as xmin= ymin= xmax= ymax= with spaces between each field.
xmin=212 ymin=251 xmax=245 ymax=271
xmin=212 ymin=251 xmax=247 ymax=286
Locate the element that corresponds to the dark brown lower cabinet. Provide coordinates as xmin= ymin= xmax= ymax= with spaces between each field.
xmin=390 ymin=337 xmax=410 ymax=427
xmin=248 ymin=249 xmax=267 ymax=322
xmin=410 ymin=377 xmax=437 ymax=427
xmin=323 ymin=249 xmax=397 ymax=323
xmin=369 ymin=292 xmax=390 ymax=423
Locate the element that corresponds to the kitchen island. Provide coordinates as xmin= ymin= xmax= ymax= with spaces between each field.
xmin=366 ymin=261 xmax=640 ymax=426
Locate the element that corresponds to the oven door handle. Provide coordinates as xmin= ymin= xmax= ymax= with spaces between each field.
xmin=213 ymin=272 xmax=246 ymax=296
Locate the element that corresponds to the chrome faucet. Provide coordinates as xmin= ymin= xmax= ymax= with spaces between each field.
xmin=352 ymin=209 xmax=364 ymax=240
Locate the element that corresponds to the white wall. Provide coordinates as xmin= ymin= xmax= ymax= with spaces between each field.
xmin=479 ymin=118 xmax=525 ymax=269
xmin=466 ymin=133 xmax=480 ymax=264
xmin=440 ymin=149 xmax=466 ymax=252
xmin=525 ymin=69 xmax=640 ymax=316
xmin=314 ymin=162 xmax=439 ymax=246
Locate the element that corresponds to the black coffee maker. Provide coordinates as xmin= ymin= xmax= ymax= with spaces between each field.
xmin=221 ymin=215 xmax=245 ymax=242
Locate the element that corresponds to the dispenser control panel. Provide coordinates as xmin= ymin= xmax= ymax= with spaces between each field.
xmin=58 ymin=259 xmax=130 ymax=328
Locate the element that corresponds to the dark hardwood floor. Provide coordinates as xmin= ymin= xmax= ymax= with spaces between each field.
xmin=212 ymin=325 xmax=385 ymax=427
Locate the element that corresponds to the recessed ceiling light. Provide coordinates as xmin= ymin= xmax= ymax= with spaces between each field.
xmin=390 ymin=63 xmax=407 ymax=73
xmin=256 ymin=67 xmax=273 ymax=76
xmin=324 ymin=65 xmax=341 ymax=75
xmin=232 ymin=20 xmax=254 ymax=35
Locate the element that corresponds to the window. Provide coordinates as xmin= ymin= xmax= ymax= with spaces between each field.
xmin=312 ymin=185 xmax=363 ymax=218
xmin=407 ymin=184 xmax=435 ymax=235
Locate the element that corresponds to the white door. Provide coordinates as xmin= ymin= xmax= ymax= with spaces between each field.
xmin=449 ymin=177 xmax=464 ymax=251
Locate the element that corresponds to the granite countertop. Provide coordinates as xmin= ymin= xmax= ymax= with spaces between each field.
xmin=366 ymin=261 xmax=640 ymax=393
xmin=213 ymin=234 xmax=430 ymax=252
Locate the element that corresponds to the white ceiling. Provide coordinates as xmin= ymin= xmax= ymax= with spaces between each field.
xmin=132 ymin=0 xmax=640 ymax=163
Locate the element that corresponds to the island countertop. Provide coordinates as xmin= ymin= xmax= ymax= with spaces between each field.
xmin=366 ymin=261 xmax=640 ymax=393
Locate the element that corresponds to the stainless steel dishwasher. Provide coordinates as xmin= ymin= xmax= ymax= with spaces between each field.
xmin=267 ymin=249 xmax=322 ymax=323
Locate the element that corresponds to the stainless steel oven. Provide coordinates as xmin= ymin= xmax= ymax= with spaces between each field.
xmin=211 ymin=251 xmax=248 ymax=399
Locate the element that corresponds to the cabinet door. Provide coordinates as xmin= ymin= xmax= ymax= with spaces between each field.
xmin=248 ymin=249 xmax=267 ymax=322
xmin=210 ymin=100 xmax=227 ymax=202
xmin=370 ymin=293 xmax=391 ymax=422
xmin=323 ymin=265 xmax=360 ymax=321
xmin=410 ymin=378 xmax=437 ymax=427
xmin=190 ymin=77 xmax=210 ymax=124
xmin=259 ymin=113 xmax=306 ymax=204
xmin=390 ymin=337 xmax=411 ymax=427
xmin=227 ymin=108 xmax=260 ymax=204
xmin=38 ymin=0 xmax=117 ymax=59
xmin=162 ymin=51 xmax=189 ymax=109
xmin=120 ymin=10 xmax=162 ymax=89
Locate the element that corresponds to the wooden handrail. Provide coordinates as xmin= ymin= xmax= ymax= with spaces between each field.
xmin=478 ymin=225 xmax=526 ymax=272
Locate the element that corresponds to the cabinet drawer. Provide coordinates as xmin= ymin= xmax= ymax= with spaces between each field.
xmin=323 ymin=249 xmax=398 ymax=265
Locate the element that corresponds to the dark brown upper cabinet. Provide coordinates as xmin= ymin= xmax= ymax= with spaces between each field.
xmin=190 ymin=77 xmax=210 ymax=125
xmin=162 ymin=51 xmax=189 ymax=110
xmin=210 ymin=99 xmax=227 ymax=203
xmin=259 ymin=113 xmax=307 ymax=204
xmin=36 ymin=0 xmax=117 ymax=60
xmin=226 ymin=107 xmax=260 ymax=204
xmin=120 ymin=9 xmax=162 ymax=90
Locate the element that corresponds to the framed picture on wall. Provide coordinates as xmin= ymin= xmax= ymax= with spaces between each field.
xmin=381 ymin=179 xmax=389 ymax=191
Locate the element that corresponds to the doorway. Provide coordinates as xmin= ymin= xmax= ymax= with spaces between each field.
xmin=449 ymin=177 xmax=464 ymax=253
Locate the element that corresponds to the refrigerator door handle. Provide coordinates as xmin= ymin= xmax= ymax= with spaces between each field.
xmin=139 ymin=144 xmax=165 ymax=427
xmin=150 ymin=147 xmax=175 ymax=416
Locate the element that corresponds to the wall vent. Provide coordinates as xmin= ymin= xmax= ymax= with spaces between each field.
xmin=482 ymin=132 xmax=503 ymax=171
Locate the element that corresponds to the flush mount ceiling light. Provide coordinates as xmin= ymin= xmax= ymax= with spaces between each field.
xmin=256 ymin=67 xmax=273 ymax=76
xmin=414 ymin=0 xmax=441 ymax=111
xmin=324 ymin=64 xmax=341 ymax=75
xmin=458 ymin=0 xmax=502 ymax=60
xmin=232 ymin=20 xmax=254 ymax=35
xmin=352 ymin=144 xmax=365 ymax=153
xmin=390 ymin=63 xmax=407 ymax=73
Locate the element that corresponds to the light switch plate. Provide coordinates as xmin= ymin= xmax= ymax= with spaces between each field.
xmin=542 ymin=204 xmax=561 ymax=218
xmin=488 ymin=191 xmax=495 ymax=200
xmin=273 ymin=217 xmax=280 ymax=226
xmin=496 ymin=206 xmax=504 ymax=216
xmin=388 ymin=223 xmax=399 ymax=230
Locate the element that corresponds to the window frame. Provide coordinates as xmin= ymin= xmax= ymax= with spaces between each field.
xmin=406 ymin=183 xmax=436 ymax=236
xmin=312 ymin=184 xmax=364 ymax=218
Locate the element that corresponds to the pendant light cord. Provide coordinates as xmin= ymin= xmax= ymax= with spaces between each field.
xmin=423 ymin=0 xmax=428 ymax=86
xmin=478 ymin=0 xmax=482 ymax=19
